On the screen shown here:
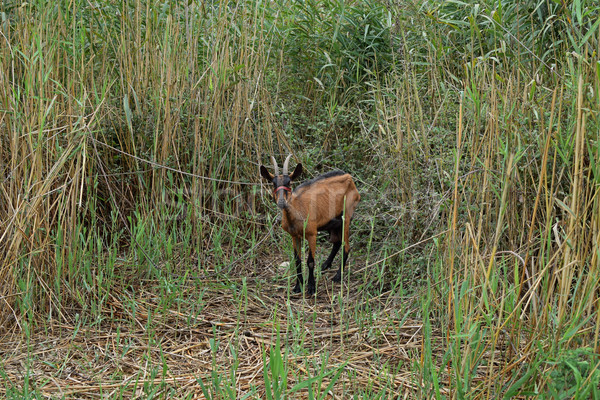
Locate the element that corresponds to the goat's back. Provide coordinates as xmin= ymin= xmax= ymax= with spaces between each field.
xmin=292 ymin=172 xmax=359 ymax=227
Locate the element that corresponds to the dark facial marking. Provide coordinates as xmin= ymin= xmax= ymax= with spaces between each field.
xmin=272 ymin=175 xmax=292 ymax=209
xmin=272 ymin=175 xmax=291 ymax=189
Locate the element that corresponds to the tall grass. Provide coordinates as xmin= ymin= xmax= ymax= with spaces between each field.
xmin=1 ymin=0 xmax=281 ymax=326
xmin=1 ymin=0 xmax=600 ymax=397
xmin=388 ymin=0 xmax=600 ymax=396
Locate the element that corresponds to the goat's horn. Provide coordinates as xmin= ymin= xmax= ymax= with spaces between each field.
xmin=271 ymin=156 xmax=280 ymax=176
xmin=283 ymin=154 xmax=293 ymax=175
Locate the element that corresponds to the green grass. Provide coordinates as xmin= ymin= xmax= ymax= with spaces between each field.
xmin=1 ymin=0 xmax=600 ymax=398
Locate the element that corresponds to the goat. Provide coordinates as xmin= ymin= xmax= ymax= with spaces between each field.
xmin=260 ymin=154 xmax=360 ymax=294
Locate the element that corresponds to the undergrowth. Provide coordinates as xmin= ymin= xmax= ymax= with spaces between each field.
xmin=1 ymin=0 xmax=600 ymax=398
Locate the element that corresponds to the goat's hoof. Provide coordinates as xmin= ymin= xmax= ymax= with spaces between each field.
xmin=321 ymin=263 xmax=332 ymax=271
xmin=306 ymin=285 xmax=316 ymax=295
xmin=293 ymin=283 xmax=302 ymax=293
xmin=332 ymin=272 xmax=342 ymax=282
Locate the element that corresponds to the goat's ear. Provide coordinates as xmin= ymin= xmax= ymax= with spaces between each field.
xmin=260 ymin=165 xmax=274 ymax=181
xmin=289 ymin=163 xmax=303 ymax=180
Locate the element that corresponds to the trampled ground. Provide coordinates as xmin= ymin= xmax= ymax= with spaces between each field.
xmin=0 ymin=255 xmax=436 ymax=399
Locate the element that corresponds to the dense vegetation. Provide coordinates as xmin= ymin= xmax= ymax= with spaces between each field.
xmin=1 ymin=0 xmax=599 ymax=397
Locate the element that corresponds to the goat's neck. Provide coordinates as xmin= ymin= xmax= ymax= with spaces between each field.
xmin=281 ymin=195 xmax=305 ymax=224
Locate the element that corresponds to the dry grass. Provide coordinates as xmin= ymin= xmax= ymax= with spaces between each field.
xmin=1 ymin=254 xmax=431 ymax=399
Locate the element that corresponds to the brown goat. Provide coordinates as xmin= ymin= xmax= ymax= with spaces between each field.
xmin=260 ymin=155 xmax=360 ymax=294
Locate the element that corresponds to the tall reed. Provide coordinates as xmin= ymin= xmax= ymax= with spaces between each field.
xmin=0 ymin=0 xmax=286 ymax=327
xmin=1 ymin=0 xmax=600 ymax=395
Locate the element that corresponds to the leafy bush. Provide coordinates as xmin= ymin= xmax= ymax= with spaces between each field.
xmin=280 ymin=0 xmax=393 ymax=96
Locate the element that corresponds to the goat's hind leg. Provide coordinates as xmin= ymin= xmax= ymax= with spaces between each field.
xmin=333 ymin=216 xmax=354 ymax=283
xmin=333 ymin=186 xmax=360 ymax=283
xmin=305 ymin=234 xmax=317 ymax=295
xmin=321 ymin=237 xmax=341 ymax=271
xmin=321 ymin=218 xmax=342 ymax=271
xmin=332 ymin=248 xmax=349 ymax=282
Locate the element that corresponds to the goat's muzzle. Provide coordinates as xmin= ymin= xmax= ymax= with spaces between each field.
xmin=274 ymin=186 xmax=291 ymax=209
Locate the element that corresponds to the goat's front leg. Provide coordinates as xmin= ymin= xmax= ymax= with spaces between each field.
xmin=292 ymin=237 xmax=303 ymax=293
xmin=306 ymin=234 xmax=317 ymax=295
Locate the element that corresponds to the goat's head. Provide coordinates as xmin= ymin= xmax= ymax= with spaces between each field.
xmin=260 ymin=154 xmax=302 ymax=210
